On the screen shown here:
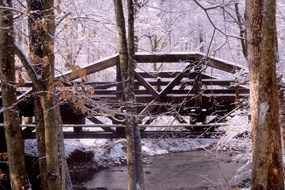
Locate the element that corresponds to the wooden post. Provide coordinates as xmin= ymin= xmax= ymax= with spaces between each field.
xmin=191 ymin=63 xmax=204 ymax=124
xmin=157 ymin=77 xmax=162 ymax=92
xmin=235 ymin=85 xmax=240 ymax=107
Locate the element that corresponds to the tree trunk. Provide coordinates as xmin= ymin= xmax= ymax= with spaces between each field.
xmin=114 ymin=0 xmax=145 ymax=189
xmin=26 ymin=0 xmax=60 ymax=189
xmin=26 ymin=0 xmax=71 ymax=189
xmin=0 ymin=0 xmax=30 ymax=189
xmin=34 ymin=95 xmax=48 ymax=190
xmin=127 ymin=1 xmax=144 ymax=189
xmin=246 ymin=0 xmax=284 ymax=189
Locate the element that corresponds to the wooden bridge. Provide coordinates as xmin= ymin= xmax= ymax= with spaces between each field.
xmin=0 ymin=52 xmax=249 ymax=140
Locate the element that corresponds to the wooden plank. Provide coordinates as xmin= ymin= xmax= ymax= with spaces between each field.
xmin=134 ymin=72 xmax=160 ymax=100
xmin=0 ymin=123 xmax=227 ymax=128
xmin=92 ymin=90 xmax=120 ymax=95
xmin=85 ymin=82 xmax=117 ymax=89
xmin=138 ymin=100 xmax=158 ymax=120
xmin=89 ymin=93 xmax=249 ymax=104
xmin=16 ymin=55 xmax=120 ymax=113
xmin=56 ymin=54 xmax=119 ymax=80
xmin=22 ymin=132 xmax=119 ymax=139
xmin=202 ymin=89 xmax=249 ymax=94
xmin=62 ymin=88 xmax=249 ymax=96
xmin=206 ymin=59 xmax=242 ymax=74
xmin=137 ymin=71 xmax=181 ymax=78
xmin=135 ymin=52 xmax=199 ymax=63
xmin=135 ymin=52 xmax=245 ymax=73
xmin=135 ymin=78 xmax=226 ymax=86
xmin=208 ymin=56 xmax=246 ymax=72
xmin=159 ymin=72 xmax=185 ymax=98
xmin=19 ymin=81 xmax=118 ymax=89
xmin=60 ymin=79 xmax=246 ymax=89
xmin=23 ymin=130 xmax=224 ymax=139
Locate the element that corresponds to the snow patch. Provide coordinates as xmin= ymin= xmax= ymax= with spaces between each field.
xmin=259 ymin=101 xmax=269 ymax=125
xmin=25 ymin=140 xmax=38 ymax=156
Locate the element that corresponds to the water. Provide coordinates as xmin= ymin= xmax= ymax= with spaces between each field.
xmin=75 ymin=151 xmax=245 ymax=190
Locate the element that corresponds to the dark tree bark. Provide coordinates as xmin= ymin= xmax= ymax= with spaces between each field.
xmin=26 ymin=1 xmax=48 ymax=189
xmin=235 ymin=3 xmax=247 ymax=59
xmin=34 ymin=95 xmax=48 ymax=190
xmin=114 ymin=0 xmax=145 ymax=189
xmin=0 ymin=0 xmax=30 ymax=189
xmin=20 ymin=0 xmax=71 ymax=189
xmin=246 ymin=0 xmax=284 ymax=189
xmin=127 ymin=0 xmax=144 ymax=189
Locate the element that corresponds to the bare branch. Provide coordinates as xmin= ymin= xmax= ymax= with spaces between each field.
xmin=56 ymin=12 xmax=71 ymax=26
xmin=192 ymin=0 xmax=245 ymax=40
xmin=0 ymin=6 xmax=23 ymax=14
xmin=14 ymin=42 xmax=42 ymax=90
xmin=234 ymin=3 xmax=247 ymax=59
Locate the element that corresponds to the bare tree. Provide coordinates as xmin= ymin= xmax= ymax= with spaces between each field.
xmin=113 ymin=0 xmax=145 ymax=189
xmin=15 ymin=0 xmax=70 ymax=189
xmin=246 ymin=0 xmax=284 ymax=189
xmin=0 ymin=0 xmax=30 ymax=189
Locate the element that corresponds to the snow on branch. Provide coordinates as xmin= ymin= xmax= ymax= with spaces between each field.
xmin=56 ymin=12 xmax=71 ymax=26
xmin=0 ymin=6 xmax=23 ymax=14
xmin=192 ymin=0 xmax=244 ymax=40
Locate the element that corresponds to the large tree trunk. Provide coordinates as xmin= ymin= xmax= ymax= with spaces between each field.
xmin=114 ymin=0 xmax=145 ymax=189
xmin=246 ymin=0 xmax=284 ymax=189
xmin=26 ymin=1 xmax=48 ymax=188
xmin=26 ymin=0 xmax=70 ymax=189
xmin=0 ymin=0 xmax=30 ymax=189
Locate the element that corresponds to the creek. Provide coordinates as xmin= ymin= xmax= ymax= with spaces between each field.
xmin=73 ymin=150 xmax=246 ymax=190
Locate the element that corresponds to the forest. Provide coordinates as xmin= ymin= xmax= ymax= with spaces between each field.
xmin=0 ymin=0 xmax=284 ymax=190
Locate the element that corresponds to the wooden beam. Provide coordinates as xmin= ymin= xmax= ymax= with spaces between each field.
xmin=202 ymin=89 xmax=249 ymax=94
xmin=136 ymin=71 xmax=181 ymax=78
xmin=56 ymin=54 xmax=119 ymax=80
xmin=134 ymin=72 xmax=160 ymax=100
xmin=22 ymin=130 xmax=225 ymax=139
xmin=159 ymin=72 xmax=185 ymax=98
xmin=89 ymin=93 xmax=249 ymax=104
xmin=8 ymin=123 xmax=227 ymax=128
xmin=138 ymin=100 xmax=158 ymax=120
xmin=135 ymin=52 xmax=201 ymax=63
xmin=58 ymin=88 xmax=248 ymax=97
xmin=135 ymin=52 xmax=245 ymax=73
xmin=135 ymin=72 xmax=216 ymax=80
xmin=206 ymin=59 xmax=241 ymax=74
xmin=63 ymin=79 xmax=247 ymax=89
